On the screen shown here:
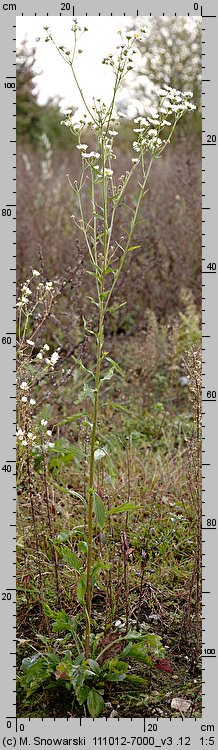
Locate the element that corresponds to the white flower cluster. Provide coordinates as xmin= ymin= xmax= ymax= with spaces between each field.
xmin=157 ymin=84 xmax=196 ymax=113
xmin=16 ymin=424 xmax=54 ymax=449
xmin=17 ymin=280 xmax=32 ymax=306
xmin=131 ymin=86 xmax=195 ymax=159
xmin=16 ymin=273 xmax=55 ymax=310
xmin=36 ymin=347 xmax=59 ymax=368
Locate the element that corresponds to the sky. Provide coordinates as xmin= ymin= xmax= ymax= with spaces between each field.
xmin=16 ymin=17 xmax=134 ymax=117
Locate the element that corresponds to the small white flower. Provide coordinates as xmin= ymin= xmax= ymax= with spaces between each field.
xmin=83 ymin=151 xmax=100 ymax=159
xmin=148 ymin=128 xmax=158 ymax=135
xmin=76 ymin=143 xmax=88 ymax=150
xmin=21 ymin=396 xmax=28 ymax=403
xmin=104 ymin=168 xmax=113 ymax=177
xmin=17 ymin=428 xmax=24 ymax=439
xmin=43 ymin=344 xmax=50 ymax=351
xmin=46 ymin=281 xmax=53 ymax=290
xmin=21 ymin=296 xmax=28 ymax=304
xmin=48 ymin=442 xmax=55 ymax=448
xmin=47 ymin=430 xmax=52 ymax=436
xmin=22 ymin=287 xmax=32 ymax=296
xmin=33 ymin=269 xmax=40 ymax=277
xmin=186 ymin=102 xmax=196 ymax=111
xmin=132 ymin=158 xmax=139 ymax=163
xmin=50 ymin=351 xmax=59 ymax=366
xmin=41 ymin=419 xmax=48 ymax=427
xmin=157 ymin=88 xmax=169 ymax=96
xmin=147 ymin=118 xmax=160 ymax=126
xmin=28 ymin=432 xmax=33 ymax=439
xmin=108 ymin=130 xmax=118 ymax=136
xmin=22 ymin=440 xmax=27 ymax=447
xmin=36 ymin=352 xmax=43 ymax=360
xmin=30 ymin=398 xmax=36 ymax=405
xmin=133 ymin=141 xmax=141 ymax=152
xmin=26 ymin=339 xmax=35 ymax=346
xmin=20 ymin=381 xmax=28 ymax=390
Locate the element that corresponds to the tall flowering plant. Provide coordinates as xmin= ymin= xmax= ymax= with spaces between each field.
xmin=42 ymin=21 xmax=195 ymax=661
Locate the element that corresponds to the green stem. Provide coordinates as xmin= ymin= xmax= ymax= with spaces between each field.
xmin=85 ymin=305 xmax=104 ymax=659
xmin=104 ymin=156 xmax=154 ymax=314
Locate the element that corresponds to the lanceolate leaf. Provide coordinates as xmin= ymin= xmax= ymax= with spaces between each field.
xmin=76 ymin=384 xmax=96 ymax=404
xmin=59 ymin=546 xmax=82 ymax=572
xmin=51 ymin=481 xmax=87 ymax=507
xmin=76 ymin=573 xmax=86 ymax=605
xmin=93 ymin=492 xmax=106 ymax=528
xmin=87 ymin=688 xmax=104 ymax=718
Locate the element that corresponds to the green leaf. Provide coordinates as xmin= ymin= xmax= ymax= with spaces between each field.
xmin=106 ymin=670 xmax=126 ymax=682
xmin=108 ymin=502 xmax=141 ymax=515
xmin=105 ymin=357 xmax=123 ymax=376
xmin=60 ymin=546 xmax=82 ymax=572
xmin=120 ymin=636 xmax=164 ymax=665
xmin=22 ymin=655 xmax=39 ymax=673
xmin=71 ymin=356 xmax=94 ymax=378
xmin=87 ymin=296 xmax=100 ymax=308
xmin=76 ymin=573 xmax=86 ymax=605
xmin=100 ymin=657 xmax=127 ymax=682
xmin=91 ymin=561 xmax=104 ymax=590
xmin=121 ymin=642 xmax=149 ymax=662
xmin=43 ymin=605 xmax=75 ymax=633
xmin=124 ymin=630 xmax=149 ymax=641
xmin=21 ymin=654 xmax=59 ymax=697
xmin=78 ymin=540 xmax=88 ymax=555
xmin=125 ymin=673 xmax=147 ymax=686
xmin=107 ymin=302 xmax=127 ymax=313
xmin=71 ymin=663 xmax=86 ymax=692
xmin=75 ymin=685 xmax=90 ymax=706
xmin=100 ymin=367 xmax=115 ymax=384
xmin=54 ymin=413 xmax=85 ymax=427
xmin=76 ymin=384 xmax=96 ymax=404
xmin=82 ymin=316 xmax=97 ymax=338
xmin=87 ymin=688 xmax=105 ymax=717
xmin=93 ymin=492 xmax=106 ymax=529
xmin=51 ymin=482 xmax=87 ymax=507
xmin=111 ymin=402 xmax=131 ymax=414
xmin=87 ymin=659 xmax=101 ymax=675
